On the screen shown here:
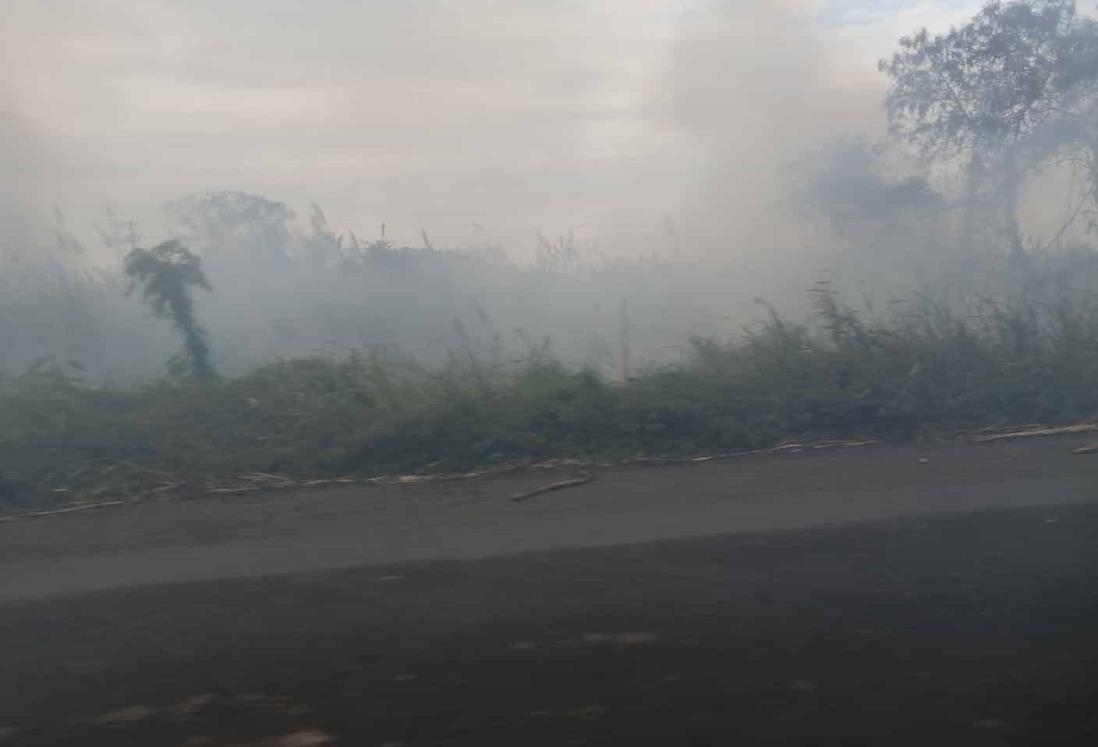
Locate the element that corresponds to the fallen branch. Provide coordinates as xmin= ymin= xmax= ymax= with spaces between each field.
xmin=510 ymin=472 xmax=594 ymax=503
xmin=973 ymin=423 xmax=1098 ymax=443
xmin=620 ymin=439 xmax=881 ymax=466
xmin=17 ymin=500 xmax=128 ymax=519
xmin=75 ymin=458 xmax=175 ymax=476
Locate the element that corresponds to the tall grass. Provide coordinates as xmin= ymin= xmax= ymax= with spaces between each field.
xmin=3 ymin=284 xmax=1097 ymax=508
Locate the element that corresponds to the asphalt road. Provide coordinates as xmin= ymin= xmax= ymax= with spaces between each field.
xmin=1 ymin=438 xmax=1097 ymax=745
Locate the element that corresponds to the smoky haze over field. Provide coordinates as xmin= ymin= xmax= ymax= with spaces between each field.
xmin=1 ymin=0 xmax=987 ymax=252
xmin=2 ymin=0 xmax=1097 ymax=380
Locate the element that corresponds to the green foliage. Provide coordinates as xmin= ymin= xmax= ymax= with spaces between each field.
xmin=124 ymin=240 xmax=215 ymax=378
xmin=3 ymin=286 xmax=1098 ymax=506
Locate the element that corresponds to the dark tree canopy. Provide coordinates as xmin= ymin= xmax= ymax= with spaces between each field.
xmin=800 ymin=139 xmax=945 ymax=229
xmin=124 ymin=240 xmax=215 ymax=378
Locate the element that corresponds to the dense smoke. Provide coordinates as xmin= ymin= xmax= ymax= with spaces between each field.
xmin=2 ymin=1 xmax=1097 ymax=381
xmin=1 ymin=0 xmax=983 ymax=254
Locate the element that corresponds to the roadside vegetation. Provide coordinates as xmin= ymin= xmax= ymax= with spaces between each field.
xmin=3 ymin=272 xmax=1097 ymax=509
xmin=4 ymin=0 xmax=1098 ymax=510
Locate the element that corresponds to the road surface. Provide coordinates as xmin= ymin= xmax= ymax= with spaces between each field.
xmin=1 ymin=437 xmax=1096 ymax=744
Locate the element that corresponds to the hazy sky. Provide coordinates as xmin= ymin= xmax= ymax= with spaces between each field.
xmin=1 ymin=0 xmax=985 ymax=255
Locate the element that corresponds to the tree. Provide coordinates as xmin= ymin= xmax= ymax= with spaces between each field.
xmin=880 ymin=0 xmax=1098 ymax=255
xmin=124 ymin=240 xmax=215 ymax=378
xmin=164 ymin=191 xmax=297 ymax=268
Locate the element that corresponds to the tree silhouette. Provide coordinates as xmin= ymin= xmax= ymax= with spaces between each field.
xmin=124 ymin=239 xmax=215 ymax=378
xmin=880 ymin=0 xmax=1098 ymax=254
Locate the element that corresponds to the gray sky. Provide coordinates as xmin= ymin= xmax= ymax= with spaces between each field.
xmin=1 ymin=0 xmax=984 ymax=256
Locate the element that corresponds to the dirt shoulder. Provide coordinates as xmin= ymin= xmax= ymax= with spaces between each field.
xmin=0 ymin=434 xmax=1095 ymax=601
